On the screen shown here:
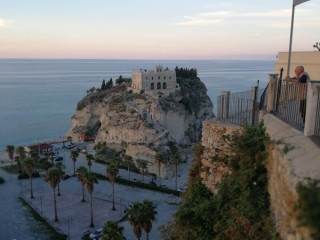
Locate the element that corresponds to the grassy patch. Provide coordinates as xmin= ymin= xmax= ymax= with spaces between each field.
xmin=1 ymin=164 xmax=20 ymax=174
xmin=19 ymin=197 xmax=67 ymax=240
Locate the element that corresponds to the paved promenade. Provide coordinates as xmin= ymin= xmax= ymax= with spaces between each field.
xmin=22 ymin=191 xmax=122 ymax=240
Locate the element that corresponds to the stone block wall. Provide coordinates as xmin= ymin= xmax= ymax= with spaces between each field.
xmin=200 ymin=119 xmax=240 ymax=194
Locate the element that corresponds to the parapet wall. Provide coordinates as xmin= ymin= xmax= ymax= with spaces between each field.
xmin=201 ymin=116 xmax=320 ymax=239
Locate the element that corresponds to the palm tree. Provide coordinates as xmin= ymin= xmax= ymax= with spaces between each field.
xmin=106 ymin=163 xmax=119 ymax=211
xmin=46 ymin=167 xmax=61 ymax=222
xmin=55 ymin=162 xmax=64 ymax=196
xmin=102 ymin=221 xmax=126 ymax=240
xmin=23 ymin=157 xmax=37 ymax=199
xmin=6 ymin=145 xmax=15 ymax=167
xmin=154 ymin=152 xmax=165 ymax=186
xmin=86 ymin=154 xmax=94 ymax=170
xmin=141 ymin=199 xmax=157 ymax=240
xmin=83 ymin=171 xmax=98 ymax=227
xmin=49 ymin=151 xmax=55 ymax=165
xmin=124 ymin=155 xmax=133 ymax=180
xmin=67 ymin=136 xmax=73 ymax=144
xmin=76 ymin=166 xmax=87 ymax=202
xmin=16 ymin=146 xmax=26 ymax=173
xmin=171 ymin=153 xmax=182 ymax=190
xmin=137 ymin=159 xmax=148 ymax=183
xmin=127 ymin=202 xmax=143 ymax=240
xmin=70 ymin=150 xmax=79 ymax=176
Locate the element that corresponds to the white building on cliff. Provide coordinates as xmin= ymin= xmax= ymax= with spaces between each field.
xmin=128 ymin=65 xmax=180 ymax=96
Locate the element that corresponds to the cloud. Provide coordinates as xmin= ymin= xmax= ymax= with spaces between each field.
xmin=173 ymin=8 xmax=316 ymax=26
xmin=0 ymin=18 xmax=13 ymax=28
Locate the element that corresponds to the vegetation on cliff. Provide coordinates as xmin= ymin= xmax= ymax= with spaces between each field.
xmin=160 ymin=123 xmax=280 ymax=240
xmin=295 ymin=178 xmax=320 ymax=240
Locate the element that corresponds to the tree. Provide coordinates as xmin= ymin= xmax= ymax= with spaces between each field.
xmin=86 ymin=154 xmax=94 ymax=170
xmin=106 ymin=163 xmax=119 ymax=210
xmin=124 ymin=155 xmax=133 ymax=180
xmin=101 ymin=79 xmax=106 ymax=90
xmin=127 ymin=202 xmax=143 ymax=240
xmin=55 ymin=162 xmax=64 ymax=196
xmin=48 ymin=151 xmax=55 ymax=165
xmin=16 ymin=146 xmax=26 ymax=173
xmin=102 ymin=221 xmax=126 ymax=240
xmin=67 ymin=136 xmax=73 ymax=144
xmin=171 ymin=153 xmax=182 ymax=190
xmin=6 ymin=145 xmax=15 ymax=167
xmin=70 ymin=150 xmax=79 ymax=176
xmin=46 ymin=167 xmax=61 ymax=222
xmin=137 ymin=159 xmax=148 ymax=183
xmin=83 ymin=171 xmax=98 ymax=227
xmin=23 ymin=157 xmax=37 ymax=199
xmin=141 ymin=199 xmax=157 ymax=240
xmin=154 ymin=152 xmax=165 ymax=185
xmin=106 ymin=78 xmax=113 ymax=89
xmin=76 ymin=166 xmax=87 ymax=202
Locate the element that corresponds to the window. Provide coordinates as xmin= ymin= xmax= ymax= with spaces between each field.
xmin=146 ymin=76 xmax=148 ymax=80
xmin=170 ymin=76 xmax=171 ymax=79
xmin=152 ymin=76 xmax=153 ymax=80
xmin=164 ymin=76 xmax=166 ymax=80
xmin=151 ymin=83 xmax=154 ymax=90
xmin=157 ymin=82 xmax=161 ymax=89
xmin=158 ymin=76 xmax=160 ymax=80
xmin=163 ymin=82 xmax=167 ymax=89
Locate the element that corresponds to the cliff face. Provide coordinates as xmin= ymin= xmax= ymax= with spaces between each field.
xmin=66 ymin=77 xmax=213 ymax=176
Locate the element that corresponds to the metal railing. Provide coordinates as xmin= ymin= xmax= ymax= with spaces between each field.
xmin=216 ymin=87 xmax=264 ymax=127
xmin=274 ymin=82 xmax=307 ymax=131
xmin=259 ymin=84 xmax=269 ymax=111
xmin=314 ymin=87 xmax=320 ymax=138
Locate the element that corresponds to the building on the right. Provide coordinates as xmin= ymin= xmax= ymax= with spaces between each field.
xmin=274 ymin=51 xmax=320 ymax=79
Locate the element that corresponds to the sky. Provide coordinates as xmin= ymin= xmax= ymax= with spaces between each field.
xmin=0 ymin=0 xmax=319 ymax=60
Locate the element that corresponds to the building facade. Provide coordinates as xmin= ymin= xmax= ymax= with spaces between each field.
xmin=128 ymin=65 xmax=180 ymax=96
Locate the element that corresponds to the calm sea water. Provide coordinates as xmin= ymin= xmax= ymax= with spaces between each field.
xmin=0 ymin=59 xmax=274 ymax=149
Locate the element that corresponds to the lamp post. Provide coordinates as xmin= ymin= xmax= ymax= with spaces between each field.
xmin=287 ymin=0 xmax=310 ymax=76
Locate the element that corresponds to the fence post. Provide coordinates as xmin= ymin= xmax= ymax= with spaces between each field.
xmin=304 ymin=81 xmax=320 ymax=136
xmin=251 ymin=85 xmax=258 ymax=125
xmin=219 ymin=91 xmax=230 ymax=120
xmin=266 ymin=74 xmax=279 ymax=113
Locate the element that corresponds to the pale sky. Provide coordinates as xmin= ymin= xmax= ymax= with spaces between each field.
xmin=1 ymin=0 xmax=319 ymax=60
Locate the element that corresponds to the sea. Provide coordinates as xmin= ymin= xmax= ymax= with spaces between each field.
xmin=0 ymin=59 xmax=274 ymax=150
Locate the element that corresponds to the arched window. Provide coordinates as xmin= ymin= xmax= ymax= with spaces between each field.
xmin=157 ymin=82 xmax=161 ymax=89
xmin=151 ymin=83 xmax=154 ymax=90
xmin=163 ymin=82 xmax=167 ymax=89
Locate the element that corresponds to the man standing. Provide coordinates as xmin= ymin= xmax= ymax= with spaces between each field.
xmin=285 ymin=66 xmax=310 ymax=124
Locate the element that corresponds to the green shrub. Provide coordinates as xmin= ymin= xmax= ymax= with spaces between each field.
xmin=93 ymin=172 xmax=180 ymax=196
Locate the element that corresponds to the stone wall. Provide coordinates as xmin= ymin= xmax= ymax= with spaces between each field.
xmin=262 ymin=113 xmax=320 ymax=240
xmin=200 ymin=116 xmax=320 ymax=239
xmin=200 ymin=119 xmax=241 ymax=194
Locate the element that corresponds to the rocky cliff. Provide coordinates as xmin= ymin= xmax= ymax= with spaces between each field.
xmin=66 ymin=76 xmax=213 ymax=176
